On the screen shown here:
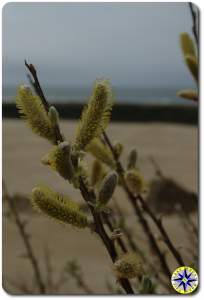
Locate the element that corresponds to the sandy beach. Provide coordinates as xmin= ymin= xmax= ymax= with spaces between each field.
xmin=2 ymin=119 xmax=198 ymax=294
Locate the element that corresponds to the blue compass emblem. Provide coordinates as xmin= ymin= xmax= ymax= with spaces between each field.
xmin=171 ymin=266 xmax=198 ymax=294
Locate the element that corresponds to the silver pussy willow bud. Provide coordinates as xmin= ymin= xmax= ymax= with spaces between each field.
xmin=48 ymin=106 xmax=59 ymax=127
xmin=127 ymin=148 xmax=137 ymax=170
xmin=97 ymin=171 xmax=118 ymax=209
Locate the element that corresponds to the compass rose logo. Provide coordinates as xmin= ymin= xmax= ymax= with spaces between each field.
xmin=171 ymin=266 xmax=198 ymax=294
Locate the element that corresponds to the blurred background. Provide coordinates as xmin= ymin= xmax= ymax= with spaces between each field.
xmin=2 ymin=2 xmax=198 ymax=295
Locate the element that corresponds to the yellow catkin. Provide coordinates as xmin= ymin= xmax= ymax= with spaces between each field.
xmin=177 ymin=89 xmax=198 ymax=101
xmin=16 ymin=85 xmax=56 ymax=143
xmin=185 ymin=55 xmax=198 ymax=82
xmin=31 ymin=185 xmax=88 ymax=228
xmin=113 ymin=252 xmax=143 ymax=279
xmin=180 ymin=32 xmax=196 ymax=58
xmin=125 ymin=169 xmax=145 ymax=195
xmin=75 ymin=80 xmax=113 ymax=150
xmin=91 ymin=159 xmax=106 ymax=186
xmin=86 ymin=138 xmax=115 ymax=168
xmin=42 ymin=142 xmax=75 ymax=182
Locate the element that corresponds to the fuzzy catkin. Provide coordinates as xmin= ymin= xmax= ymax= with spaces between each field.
xmin=177 ymin=89 xmax=198 ymax=101
xmin=185 ymin=55 xmax=198 ymax=82
xmin=48 ymin=106 xmax=59 ymax=127
xmin=125 ymin=169 xmax=145 ymax=195
xmin=91 ymin=159 xmax=106 ymax=186
xmin=97 ymin=171 xmax=118 ymax=208
xmin=31 ymin=185 xmax=88 ymax=228
xmin=75 ymin=80 xmax=113 ymax=150
xmin=16 ymin=85 xmax=56 ymax=143
xmin=86 ymin=138 xmax=115 ymax=168
xmin=42 ymin=142 xmax=76 ymax=183
xmin=113 ymin=252 xmax=143 ymax=279
xmin=180 ymin=32 xmax=196 ymax=58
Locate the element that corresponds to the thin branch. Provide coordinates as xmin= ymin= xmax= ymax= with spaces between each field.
xmin=3 ymin=180 xmax=46 ymax=294
xmin=101 ymin=211 xmax=128 ymax=254
xmin=65 ymin=261 xmax=94 ymax=294
xmin=103 ymin=131 xmax=185 ymax=267
xmin=102 ymin=131 xmax=171 ymax=277
xmin=189 ymin=2 xmax=199 ymax=46
xmin=112 ymin=198 xmax=171 ymax=292
xmin=25 ymin=60 xmax=50 ymax=112
xmin=79 ymin=178 xmax=134 ymax=294
xmin=137 ymin=194 xmax=185 ymax=266
xmin=24 ymin=60 xmax=64 ymax=144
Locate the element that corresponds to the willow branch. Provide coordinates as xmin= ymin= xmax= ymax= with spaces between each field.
xmin=25 ymin=62 xmax=134 ymax=294
xmin=189 ymin=2 xmax=199 ymax=46
xmin=102 ymin=131 xmax=185 ymax=267
xmin=102 ymin=131 xmax=171 ymax=275
xmin=3 ymin=180 xmax=46 ymax=294
xmin=25 ymin=60 xmax=64 ymax=144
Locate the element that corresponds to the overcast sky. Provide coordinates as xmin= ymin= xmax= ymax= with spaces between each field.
xmin=2 ymin=2 xmax=197 ymax=88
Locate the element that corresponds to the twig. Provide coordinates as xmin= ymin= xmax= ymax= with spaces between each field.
xmin=43 ymin=246 xmax=54 ymax=292
xmin=102 ymin=131 xmax=171 ymax=277
xmin=103 ymin=131 xmax=185 ymax=267
xmin=3 ymin=180 xmax=46 ymax=294
xmin=137 ymin=194 xmax=184 ymax=266
xmin=112 ymin=198 xmax=171 ymax=292
xmin=25 ymin=62 xmax=134 ymax=294
xmin=25 ymin=60 xmax=64 ymax=144
xmin=189 ymin=3 xmax=199 ymax=46
xmin=65 ymin=260 xmax=94 ymax=294
xmin=25 ymin=60 xmax=49 ymax=112
xmin=101 ymin=211 xmax=128 ymax=254
xmin=79 ymin=178 xmax=134 ymax=293
xmin=103 ymin=130 xmax=185 ymax=268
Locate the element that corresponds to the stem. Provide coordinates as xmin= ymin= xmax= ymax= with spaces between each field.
xmin=79 ymin=178 xmax=134 ymax=294
xmin=137 ymin=194 xmax=185 ymax=266
xmin=24 ymin=60 xmax=64 ymax=144
xmin=25 ymin=60 xmax=49 ymax=112
xmin=189 ymin=3 xmax=199 ymax=46
xmin=3 ymin=180 xmax=46 ymax=294
xmin=103 ymin=131 xmax=184 ymax=269
xmin=101 ymin=212 xmax=128 ymax=254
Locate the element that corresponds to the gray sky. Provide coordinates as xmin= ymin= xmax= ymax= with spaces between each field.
xmin=2 ymin=2 xmax=197 ymax=88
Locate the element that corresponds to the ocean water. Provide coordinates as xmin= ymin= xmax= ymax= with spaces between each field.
xmin=2 ymin=85 xmax=196 ymax=106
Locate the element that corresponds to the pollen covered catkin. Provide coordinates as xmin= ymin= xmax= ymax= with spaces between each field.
xmin=16 ymin=85 xmax=56 ymax=143
xmin=31 ymin=185 xmax=89 ymax=228
xmin=86 ymin=138 xmax=115 ymax=168
xmin=185 ymin=55 xmax=198 ymax=82
xmin=42 ymin=142 xmax=75 ymax=182
xmin=75 ymin=80 xmax=113 ymax=150
xmin=180 ymin=32 xmax=196 ymax=58
xmin=125 ymin=169 xmax=145 ymax=195
xmin=91 ymin=159 xmax=105 ymax=186
xmin=113 ymin=252 xmax=143 ymax=279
